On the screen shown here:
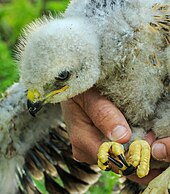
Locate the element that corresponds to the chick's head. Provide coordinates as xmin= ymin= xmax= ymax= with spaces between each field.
xmin=18 ymin=17 xmax=101 ymax=115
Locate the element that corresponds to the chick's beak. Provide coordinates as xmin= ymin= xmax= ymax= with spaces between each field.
xmin=27 ymin=85 xmax=69 ymax=117
xmin=27 ymin=99 xmax=43 ymax=117
xmin=27 ymin=89 xmax=44 ymax=117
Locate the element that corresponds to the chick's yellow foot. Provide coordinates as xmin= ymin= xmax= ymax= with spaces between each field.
xmin=97 ymin=142 xmax=133 ymax=173
xmin=127 ymin=140 xmax=151 ymax=178
xmin=97 ymin=140 xmax=151 ymax=178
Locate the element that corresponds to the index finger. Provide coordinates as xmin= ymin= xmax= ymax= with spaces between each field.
xmin=73 ymin=88 xmax=132 ymax=143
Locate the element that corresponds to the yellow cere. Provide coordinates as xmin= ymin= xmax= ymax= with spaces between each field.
xmin=27 ymin=89 xmax=41 ymax=102
xmin=27 ymin=85 xmax=69 ymax=103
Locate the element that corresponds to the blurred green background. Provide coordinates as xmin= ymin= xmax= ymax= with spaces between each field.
xmin=0 ymin=0 xmax=119 ymax=193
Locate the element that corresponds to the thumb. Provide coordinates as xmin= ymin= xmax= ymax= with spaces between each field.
xmin=73 ymin=88 xmax=132 ymax=143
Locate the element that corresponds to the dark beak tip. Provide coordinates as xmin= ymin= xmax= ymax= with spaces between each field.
xmin=29 ymin=110 xmax=36 ymax=117
xmin=27 ymin=99 xmax=32 ymax=110
xmin=27 ymin=100 xmax=43 ymax=117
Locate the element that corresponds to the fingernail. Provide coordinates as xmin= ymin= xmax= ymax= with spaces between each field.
xmin=110 ymin=125 xmax=128 ymax=141
xmin=152 ymin=143 xmax=167 ymax=160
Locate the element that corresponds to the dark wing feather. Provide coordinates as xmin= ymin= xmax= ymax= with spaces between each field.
xmin=0 ymin=83 xmax=100 ymax=194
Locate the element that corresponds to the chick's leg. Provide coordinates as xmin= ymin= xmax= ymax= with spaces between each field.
xmin=142 ymin=167 xmax=170 ymax=194
xmin=97 ymin=140 xmax=150 ymax=178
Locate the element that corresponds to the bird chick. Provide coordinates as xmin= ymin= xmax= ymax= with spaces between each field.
xmin=17 ymin=0 xmax=170 ymax=193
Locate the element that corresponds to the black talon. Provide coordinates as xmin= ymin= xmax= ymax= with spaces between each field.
xmin=105 ymin=167 xmax=112 ymax=171
xmin=122 ymin=165 xmax=136 ymax=175
xmin=108 ymin=156 xmax=123 ymax=168
xmin=103 ymin=161 xmax=109 ymax=166
xmin=108 ymin=155 xmax=136 ymax=176
xmin=118 ymin=154 xmax=129 ymax=167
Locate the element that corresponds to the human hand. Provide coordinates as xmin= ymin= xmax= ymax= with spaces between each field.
xmin=61 ymin=88 xmax=131 ymax=164
xmin=61 ymin=88 xmax=170 ymax=185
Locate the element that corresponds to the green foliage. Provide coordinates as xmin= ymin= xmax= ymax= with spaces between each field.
xmin=0 ymin=0 xmax=41 ymax=47
xmin=0 ymin=0 xmax=69 ymax=48
xmin=0 ymin=0 xmax=69 ymax=94
xmin=34 ymin=179 xmax=49 ymax=194
xmin=88 ymin=171 xmax=120 ymax=194
xmin=0 ymin=38 xmax=18 ymax=95
xmin=33 ymin=171 xmax=119 ymax=194
xmin=0 ymin=0 xmax=119 ymax=193
xmin=46 ymin=1 xmax=69 ymax=12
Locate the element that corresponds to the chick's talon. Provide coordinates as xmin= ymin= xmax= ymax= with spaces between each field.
xmin=97 ymin=160 xmax=109 ymax=171
xmin=108 ymin=156 xmax=123 ymax=168
xmin=97 ymin=142 xmax=113 ymax=171
xmin=118 ymin=165 xmax=135 ymax=176
xmin=97 ymin=141 xmax=126 ymax=171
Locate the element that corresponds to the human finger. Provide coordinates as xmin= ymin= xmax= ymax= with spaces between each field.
xmin=73 ymin=88 xmax=132 ymax=143
xmin=152 ymin=137 xmax=170 ymax=162
xmin=61 ymin=99 xmax=104 ymax=164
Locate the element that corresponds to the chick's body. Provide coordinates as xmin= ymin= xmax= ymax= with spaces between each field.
xmin=19 ymin=0 xmax=170 ymax=193
xmin=66 ymin=0 xmax=170 ymax=137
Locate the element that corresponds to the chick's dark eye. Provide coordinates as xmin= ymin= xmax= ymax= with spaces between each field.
xmin=56 ymin=71 xmax=70 ymax=81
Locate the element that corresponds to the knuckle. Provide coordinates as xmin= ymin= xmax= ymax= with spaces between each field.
xmin=94 ymin=105 xmax=115 ymax=128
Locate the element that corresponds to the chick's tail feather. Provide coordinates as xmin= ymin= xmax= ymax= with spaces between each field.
xmin=17 ymin=128 xmax=100 ymax=194
xmin=120 ymin=179 xmax=144 ymax=194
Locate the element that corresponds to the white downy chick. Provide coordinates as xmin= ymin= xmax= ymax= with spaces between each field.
xmin=17 ymin=0 xmax=169 ymax=193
